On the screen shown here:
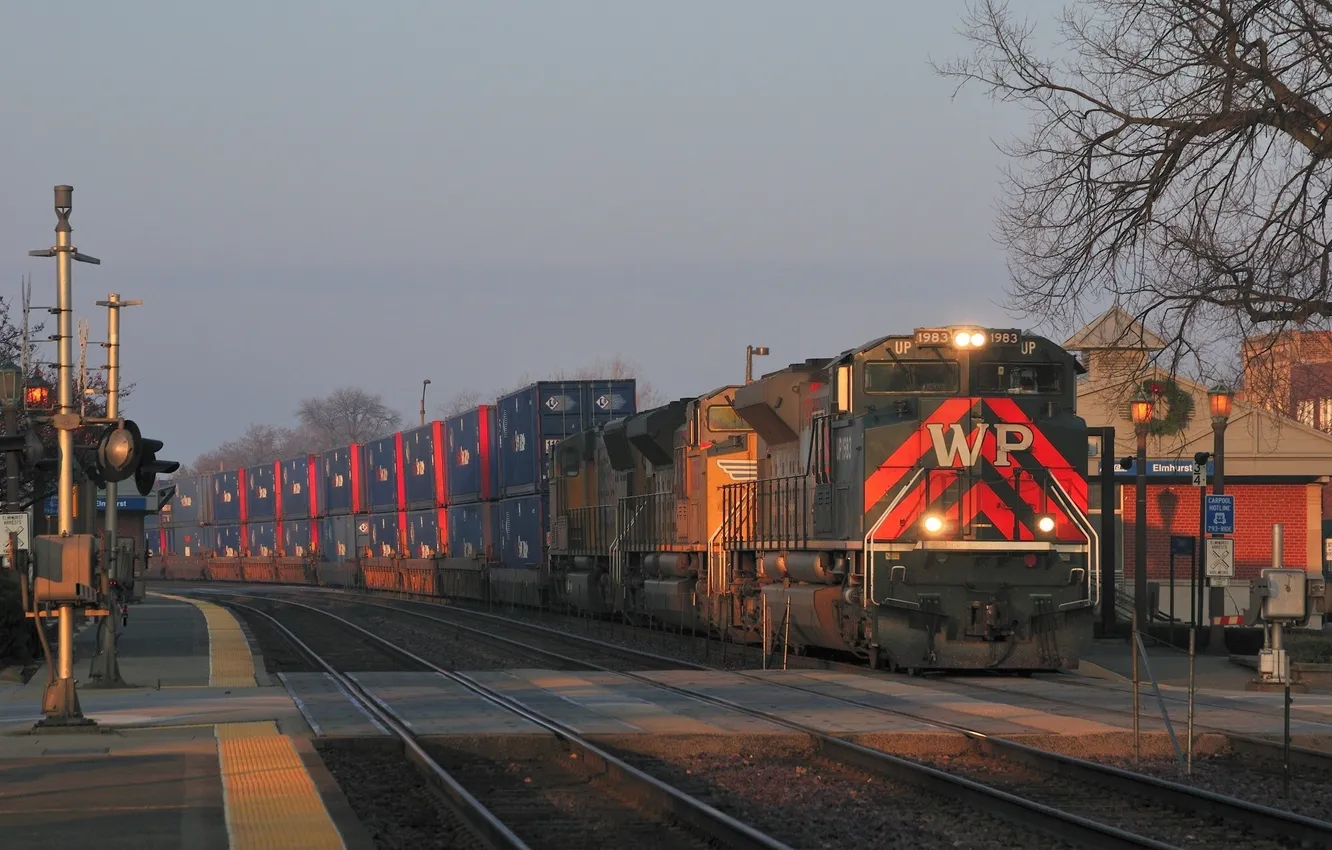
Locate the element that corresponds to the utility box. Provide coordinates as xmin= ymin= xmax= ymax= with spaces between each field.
xmin=1261 ymin=568 xmax=1307 ymax=620
xmin=33 ymin=534 xmax=97 ymax=605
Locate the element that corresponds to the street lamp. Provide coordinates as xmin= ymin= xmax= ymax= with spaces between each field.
xmin=1207 ymin=384 xmax=1234 ymax=654
xmin=745 ymin=345 xmax=769 ymax=385
xmin=420 ymin=379 xmax=431 ymax=427
xmin=1130 ymin=391 xmax=1155 ymax=632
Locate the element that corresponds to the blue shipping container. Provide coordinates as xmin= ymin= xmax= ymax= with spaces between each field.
xmin=494 ymin=494 xmax=547 ymax=570
xmin=247 ymin=521 xmax=277 ymax=557
xmin=402 ymin=422 xmax=446 ymax=509
xmin=280 ymin=455 xmax=314 ymax=520
xmin=161 ymin=474 xmax=208 ymax=526
xmin=496 ymin=380 xmax=636 ymax=497
xmin=447 ymin=502 xmax=492 ymax=560
xmin=319 ymin=514 xmax=358 ymax=562
xmin=245 ymin=463 xmax=277 ymax=523
xmin=320 ymin=445 xmax=361 ymax=515
xmin=406 ymin=508 xmax=445 ymax=558
xmin=445 ymin=406 xmax=498 ymax=505
xmin=210 ymin=470 xmax=242 ymax=524
xmin=368 ymin=512 xmax=401 ymax=557
xmin=213 ymin=524 xmax=243 ymax=558
xmin=282 ymin=518 xmax=314 ymax=557
xmin=363 ymin=433 xmax=402 ymax=513
xmin=167 ymin=524 xmax=207 ymax=557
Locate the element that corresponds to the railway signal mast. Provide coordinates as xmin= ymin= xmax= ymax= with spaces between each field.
xmin=26 ymin=186 xmax=179 ymax=726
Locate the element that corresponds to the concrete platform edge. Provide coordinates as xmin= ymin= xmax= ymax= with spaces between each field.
xmin=289 ymin=733 xmax=377 ymax=850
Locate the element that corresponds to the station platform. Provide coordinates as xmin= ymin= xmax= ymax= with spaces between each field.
xmin=0 ymin=592 xmax=371 ymax=850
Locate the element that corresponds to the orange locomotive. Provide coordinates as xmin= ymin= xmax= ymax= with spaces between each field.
xmin=548 ymin=326 xmax=1098 ymax=673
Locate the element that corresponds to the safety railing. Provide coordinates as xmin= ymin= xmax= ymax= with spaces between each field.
xmin=861 ymin=469 xmax=926 ymax=608
xmin=720 ymin=475 xmax=810 ymax=550
xmin=563 ymin=504 xmax=616 ymax=555
xmin=618 ymin=490 xmax=676 ymax=550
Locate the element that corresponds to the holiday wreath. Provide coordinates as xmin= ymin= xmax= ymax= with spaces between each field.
xmin=1140 ymin=377 xmax=1194 ymax=437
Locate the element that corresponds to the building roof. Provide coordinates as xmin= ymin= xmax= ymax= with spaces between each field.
xmin=1063 ymin=306 xmax=1168 ymax=352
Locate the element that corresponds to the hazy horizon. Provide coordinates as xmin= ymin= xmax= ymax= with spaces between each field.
xmin=1 ymin=2 xmax=1067 ymax=465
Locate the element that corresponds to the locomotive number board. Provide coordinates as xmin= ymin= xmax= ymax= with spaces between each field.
xmin=913 ymin=328 xmax=1026 ymax=347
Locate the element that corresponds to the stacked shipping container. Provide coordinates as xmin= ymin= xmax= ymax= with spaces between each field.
xmin=153 ymin=379 xmax=635 ymax=572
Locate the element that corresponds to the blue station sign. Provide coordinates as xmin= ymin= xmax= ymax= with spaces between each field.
xmin=42 ymin=495 xmax=151 ymax=516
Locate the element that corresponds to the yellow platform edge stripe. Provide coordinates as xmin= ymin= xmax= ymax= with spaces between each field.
xmin=216 ymin=721 xmax=346 ymax=850
xmin=153 ymin=593 xmax=257 ymax=688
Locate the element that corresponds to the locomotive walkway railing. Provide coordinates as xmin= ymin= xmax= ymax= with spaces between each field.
xmin=617 ymin=491 xmax=675 ymax=550
xmin=561 ymin=504 xmax=616 ymax=555
xmin=719 ymin=476 xmax=810 ymax=550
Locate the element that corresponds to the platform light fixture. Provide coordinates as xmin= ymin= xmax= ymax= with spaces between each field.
xmin=745 ymin=345 xmax=769 ymax=385
xmin=1130 ymin=391 xmax=1155 ymax=427
xmin=1208 ymin=384 xmax=1234 ymax=424
xmin=1130 ymin=390 xmax=1154 ymax=633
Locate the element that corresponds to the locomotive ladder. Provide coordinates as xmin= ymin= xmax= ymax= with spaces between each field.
xmin=707 ymin=486 xmax=756 ymax=596
xmin=609 ymin=498 xmax=650 ymax=613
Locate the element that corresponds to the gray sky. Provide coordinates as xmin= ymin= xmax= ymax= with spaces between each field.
xmin=1 ymin=1 xmax=1054 ymax=464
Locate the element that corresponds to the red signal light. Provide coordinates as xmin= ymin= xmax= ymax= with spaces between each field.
xmin=24 ymin=385 xmax=52 ymax=409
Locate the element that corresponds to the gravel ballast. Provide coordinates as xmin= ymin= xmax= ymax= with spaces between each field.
xmin=596 ymin=734 xmax=1077 ymax=850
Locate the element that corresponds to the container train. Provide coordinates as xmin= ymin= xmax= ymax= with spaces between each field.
xmin=152 ymin=325 xmax=1099 ymax=673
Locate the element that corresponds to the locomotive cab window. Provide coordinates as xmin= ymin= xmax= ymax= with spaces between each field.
xmin=706 ymin=404 xmax=749 ymax=432
xmin=977 ymin=363 xmax=1064 ymax=395
xmin=864 ymin=361 xmax=959 ymax=394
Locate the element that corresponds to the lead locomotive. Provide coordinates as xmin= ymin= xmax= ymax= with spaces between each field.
xmin=549 ymin=326 xmax=1097 ymax=672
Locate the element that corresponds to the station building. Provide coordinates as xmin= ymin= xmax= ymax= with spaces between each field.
xmin=1066 ymin=308 xmax=1332 ymax=623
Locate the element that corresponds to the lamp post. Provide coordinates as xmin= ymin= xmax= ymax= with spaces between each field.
xmin=419 ymin=379 xmax=431 ymax=427
xmin=1130 ymin=391 xmax=1155 ymax=632
xmin=0 ymin=361 xmax=20 ymax=512
xmin=1207 ymin=384 xmax=1234 ymax=654
xmin=745 ymin=345 xmax=769 ymax=385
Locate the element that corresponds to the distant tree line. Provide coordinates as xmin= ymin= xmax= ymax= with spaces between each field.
xmin=181 ymin=387 xmax=402 ymax=475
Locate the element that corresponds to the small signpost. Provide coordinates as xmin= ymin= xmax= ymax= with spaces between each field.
xmin=1191 ymin=461 xmax=1205 ymax=487
xmin=0 ymin=512 xmax=30 ymax=568
xmin=1205 ymin=494 xmax=1235 ymax=534
xmin=1206 ymin=538 xmax=1235 ymax=583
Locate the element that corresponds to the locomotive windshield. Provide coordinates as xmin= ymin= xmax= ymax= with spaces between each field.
xmin=706 ymin=404 xmax=750 ymax=431
xmin=976 ymin=362 xmax=1064 ymax=395
xmin=864 ymin=361 xmax=959 ymax=394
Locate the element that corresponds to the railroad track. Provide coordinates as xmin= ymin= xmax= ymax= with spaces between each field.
xmin=236 ymin=582 xmax=1332 ymax=774
xmin=218 ymin=594 xmax=791 ymax=850
xmin=189 ymin=586 xmax=1332 ymax=848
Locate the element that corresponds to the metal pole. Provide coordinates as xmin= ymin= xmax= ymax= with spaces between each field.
xmin=419 ymin=379 xmax=430 ymax=427
xmin=1099 ymin=426 xmax=1118 ymax=635
xmin=29 ymin=185 xmax=100 ymax=726
xmin=1208 ymin=421 xmax=1228 ymax=654
xmin=1197 ymin=472 xmax=1206 ymax=629
xmin=1135 ymin=428 xmax=1149 ymax=632
xmin=1284 ymin=683 xmax=1292 ymax=797
xmin=90 ymin=294 xmax=137 ymax=687
xmin=761 ymin=593 xmax=768 ymax=670
xmin=1187 ymin=627 xmax=1196 ymax=775
xmin=3 ymin=404 xmax=18 ymax=510
xmin=782 ymin=594 xmax=791 ymax=671
xmin=745 ymin=346 xmax=753 ymax=385
xmin=1132 ymin=609 xmax=1141 ymax=764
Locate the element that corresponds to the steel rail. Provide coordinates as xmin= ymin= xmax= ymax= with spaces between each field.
xmin=215 ymin=592 xmax=796 ymax=850
xmin=254 ymin=587 xmax=1332 ymax=848
xmin=218 ymin=599 xmax=531 ymax=850
xmin=209 ymin=587 xmax=1174 ymax=850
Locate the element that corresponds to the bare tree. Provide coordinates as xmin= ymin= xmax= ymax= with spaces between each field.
xmin=936 ymin=0 xmax=1332 ymax=400
xmin=436 ymin=389 xmax=486 ymax=418
xmin=297 ymin=386 xmax=402 ymax=444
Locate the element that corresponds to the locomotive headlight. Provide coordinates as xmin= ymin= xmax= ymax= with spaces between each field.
xmin=923 ymin=515 xmax=944 ymax=534
xmin=970 ymin=332 xmax=986 ymax=347
xmin=953 ymin=331 xmax=972 ymax=347
xmin=1036 ymin=515 xmax=1056 ymax=534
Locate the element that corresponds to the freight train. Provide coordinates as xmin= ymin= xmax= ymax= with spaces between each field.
xmin=152 ymin=325 xmax=1099 ymax=673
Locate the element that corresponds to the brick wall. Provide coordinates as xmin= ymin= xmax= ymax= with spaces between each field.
xmin=1121 ymin=483 xmax=1307 ymax=580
